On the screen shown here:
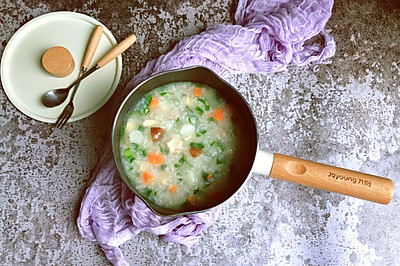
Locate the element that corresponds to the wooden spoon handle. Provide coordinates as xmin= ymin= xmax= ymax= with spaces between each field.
xmin=269 ymin=153 xmax=394 ymax=204
xmin=81 ymin=25 xmax=103 ymax=69
xmin=96 ymin=34 xmax=136 ymax=68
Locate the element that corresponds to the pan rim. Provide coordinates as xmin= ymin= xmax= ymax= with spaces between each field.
xmin=111 ymin=65 xmax=259 ymax=217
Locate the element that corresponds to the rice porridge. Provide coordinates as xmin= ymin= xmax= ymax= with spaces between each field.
xmin=120 ymin=81 xmax=238 ymax=210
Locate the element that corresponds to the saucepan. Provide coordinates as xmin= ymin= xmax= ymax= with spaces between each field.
xmin=112 ymin=66 xmax=394 ymax=216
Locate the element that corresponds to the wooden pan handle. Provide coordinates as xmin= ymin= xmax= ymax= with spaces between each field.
xmin=81 ymin=25 xmax=103 ymax=69
xmin=269 ymin=153 xmax=394 ymax=204
xmin=96 ymin=34 xmax=136 ymax=68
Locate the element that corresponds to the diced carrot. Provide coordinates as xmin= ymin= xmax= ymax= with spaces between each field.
xmin=169 ymin=185 xmax=177 ymax=192
xmin=149 ymin=97 xmax=159 ymax=108
xmin=142 ymin=171 xmax=153 ymax=184
xmin=214 ymin=109 xmax=223 ymax=121
xmin=194 ymin=87 xmax=203 ymax=97
xmin=148 ymin=153 xmax=163 ymax=164
xmin=207 ymin=173 xmax=213 ymax=179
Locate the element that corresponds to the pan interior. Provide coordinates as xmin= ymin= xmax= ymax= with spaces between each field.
xmin=112 ymin=66 xmax=258 ymax=216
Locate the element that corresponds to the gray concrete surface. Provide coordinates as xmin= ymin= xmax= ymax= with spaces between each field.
xmin=1 ymin=0 xmax=399 ymax=265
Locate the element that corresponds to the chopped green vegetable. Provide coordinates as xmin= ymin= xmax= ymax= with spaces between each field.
xmin=138 ymin=125 xmax=145 ymax=131
xmin=144 ymin=95 xmax=152 ymax=107
xmin=139 ymin=149 xmax=146 ymax=157
xmin=208 ymin=117 xmax=215 ymax=122
xmin=174 ymin=157 xmax=186 ymax=168
xmin=159 ymin=145 xmax=163 ymax=153
xmin=160 ymin=92 xmax=172 ymax=96
xmin=216 ymin=158 xmax=223 ymax=165
xmin=178 ymin=178 xmax=183 ymax=182
xmin=214 ymin=93 xmax=223 ymax=103
xmin=134 ymin=95 xmax=153 ymax=114
xmin=210 ymin=140 xmax=225 ymax=151
xmin=161 ymin=164 xmax=167 ymax=170
xmin=124 ymin=148 xmax=135 ymax=163
xmin=188 ymin=116 xmax=197 ymax=125
xmin=217 ymin=142 xmax=226 ymax=151
xmin=121 ymin=123 xmax=126 ymax=138
xmin=144 ymin=187 xmax=152 ymax=197
xmin=190 ymin=142 xmax=205 ymax=149
xmin=196 ymin=128 xmax=207 ymax=137
xmin=193 ymin=188 xmax=200 ymax=194
xmin=195 ymin=106 xmax=204 ymax=115
xmin=198 ymin=98 xmax=210 ymax=111
xmin=186 ymin=106 xmax=194 ymax=113
xmin=131 ymin=143 xmax=139 ymax=150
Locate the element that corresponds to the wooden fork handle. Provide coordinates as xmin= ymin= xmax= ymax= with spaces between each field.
xmin=269 ymin=153 xmax=394 ymax=204
xmin=96 ymin=34 xmax=136 ymax=68
xmin=81 ymin=25 xmax=103 ymax=69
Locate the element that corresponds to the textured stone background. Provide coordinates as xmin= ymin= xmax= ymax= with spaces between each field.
xmin=1 ymin=0 xmax=399 ymax=265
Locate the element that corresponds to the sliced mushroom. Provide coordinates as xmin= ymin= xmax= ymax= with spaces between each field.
xmin=189 ymin=147 xmax=202 ymax=158
xmin=151 ymin=127 xmax=165 ymax=142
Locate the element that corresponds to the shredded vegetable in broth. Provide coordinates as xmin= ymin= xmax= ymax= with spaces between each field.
xmin=120 ymin=82 xmax=238 ymax=211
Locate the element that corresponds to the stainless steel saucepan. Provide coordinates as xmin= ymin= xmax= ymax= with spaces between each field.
xmin=112 ymin=66 xmax=394 ymax=216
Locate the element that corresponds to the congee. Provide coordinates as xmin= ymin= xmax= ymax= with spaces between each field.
xmin=120 ymin=81 xmax=238 ymax=210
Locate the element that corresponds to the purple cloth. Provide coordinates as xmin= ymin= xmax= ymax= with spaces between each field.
xmin=77 ymin=0 xmax=335 ymax=264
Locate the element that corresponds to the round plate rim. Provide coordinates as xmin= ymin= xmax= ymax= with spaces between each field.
xmin=0 ymin=11 xmax=122 ymax=123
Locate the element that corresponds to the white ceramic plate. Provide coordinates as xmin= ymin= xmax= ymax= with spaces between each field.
xmin=1 ymin=11 xmax=122 ymax=123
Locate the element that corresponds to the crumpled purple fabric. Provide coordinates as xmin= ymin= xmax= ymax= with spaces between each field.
xmin=77 ymin=0 xmax=335 ymax=265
